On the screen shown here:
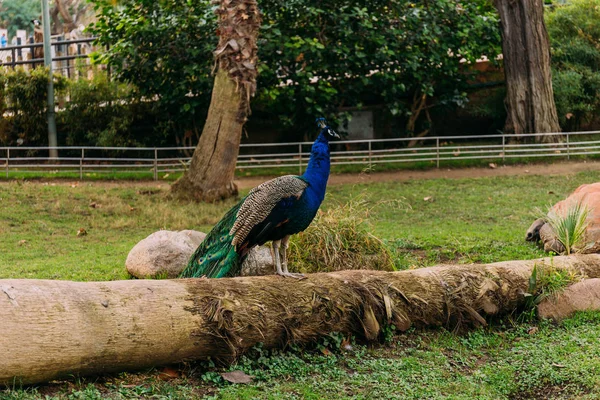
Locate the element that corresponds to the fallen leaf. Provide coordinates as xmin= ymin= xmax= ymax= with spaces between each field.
xmin=552 ymin=363 xmax=566 ymax=368
xmin=77 ymin=228 xmax=87 ymax=237
xmin=527 ymin=326 xmax=539 ymax=335
xmin=89 ymin=202 xmax=99 ymax=208
xmin=158 ymin=367 xmax=180 ymax=380
xmin=489 ymin=163 xmax=497 ymax=169
xmin=548 ymin=191 xmax=555 ymax=195
xmin=423 ymin=196 xmax=434 ymax=202
xmin=221 ymin=370 xmax=253 ymax=384
xmin=320 ymin=347 xmax=332 ymax=356
xmin=18 ymin=240 xmax=27 ymax=246
xmin=162 ymin=173 xmax=170 ymax=179
xmin=129 ymin=206 xmax=136 ymax=212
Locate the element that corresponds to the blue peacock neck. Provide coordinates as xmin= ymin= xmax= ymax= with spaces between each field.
xmin=301 ymin=130 xmax=331 ymax=203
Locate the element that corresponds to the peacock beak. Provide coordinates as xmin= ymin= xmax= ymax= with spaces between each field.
xmin=328 ymin=128 xmax=341 ymax=140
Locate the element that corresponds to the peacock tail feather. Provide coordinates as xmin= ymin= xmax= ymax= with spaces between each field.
xmin=180 ymin=199 xmax=245 ymax=278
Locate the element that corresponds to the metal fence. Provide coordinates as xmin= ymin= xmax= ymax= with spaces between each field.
xmin=1 ymin=131 xmax=600 ymax=180
xmin=0 ymin=37 xmax=96 ymax=78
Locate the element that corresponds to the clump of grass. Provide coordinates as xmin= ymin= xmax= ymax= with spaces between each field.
xmin=544 ymin=202 xmax=590 ymax=255
xmin=289 ymin=196 xmax=395 ymax=273
xmin=525 ymin=262 xmax=586 ymax=307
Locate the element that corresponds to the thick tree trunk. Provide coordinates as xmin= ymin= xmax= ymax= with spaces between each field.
xmin=170 ymin=69 xmax=244 ymax=202
xmin=171 ymin=0 xmax=260 ymax=202
xmin=2 ymin=255 xmax=600 ymax=385
xmin=494 ymin=0 xmax=562 ymax=143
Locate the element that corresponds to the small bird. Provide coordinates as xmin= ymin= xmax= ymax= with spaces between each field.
xmin=180 ymin=118 xmax=340 ymax=279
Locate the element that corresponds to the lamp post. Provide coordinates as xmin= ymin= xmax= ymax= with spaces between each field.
xmin=41 ymin=0 xmax=58 ymax=159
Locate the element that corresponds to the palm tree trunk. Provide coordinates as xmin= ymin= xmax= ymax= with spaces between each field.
xmin=171 ymin=0 xmax=261 ymax=202
xmin=2 ymin=254 xmax=600 ymax=385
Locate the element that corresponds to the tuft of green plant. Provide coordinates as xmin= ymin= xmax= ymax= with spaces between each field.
xmin=289 ymin=196 xmax=395 ymax=273
xmin=544 ymin=201 xmax=591 ymax=255
xmin=524 ymin=262 xmax=586 ymax=309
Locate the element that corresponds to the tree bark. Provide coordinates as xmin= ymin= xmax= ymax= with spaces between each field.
xmin=2 ymin=254 xmax=600 ymax=385
xmin=171 ymin=0 xmax=261 ymax=202
xmin=494 ymin=0 xmax=562 ymax=143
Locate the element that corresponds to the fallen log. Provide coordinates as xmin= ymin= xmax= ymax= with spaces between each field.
xmin=2 ymin=254 xmax=600 ymax=386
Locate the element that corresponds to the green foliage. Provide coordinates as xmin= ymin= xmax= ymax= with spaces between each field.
xmin=0 ymin=68 xmax=66 ymax=146
xmin=546 ymin=0 xmax=600 ymax=130
xmin=0 ymin=0 xmax=39 ymax=38
xmin=88 ymin=0 xmax=216 ymax=137
xmin=257 ymin=0 xmax=501 ymax=133
xmin=89 ymin=0 xmax=501 ymax=137
xmin=0 ymin=68 xmax=168 ymax=149
xmin=524 ymin=263 xmax=584 ymax=313
xmin=545 ymin=202 xmax=591 ymax=255
xmin=59 ymin=69 xmax=167 ymax=148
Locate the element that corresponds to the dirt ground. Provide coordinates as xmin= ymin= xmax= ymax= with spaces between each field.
xmin=3 ymin=160 xmax=600 ymax=190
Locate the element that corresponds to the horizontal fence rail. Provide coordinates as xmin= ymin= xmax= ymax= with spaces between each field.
xmin=1 ymin=131 xmax=599 ymax=180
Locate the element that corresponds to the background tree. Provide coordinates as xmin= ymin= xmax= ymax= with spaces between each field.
xmin=493 ymin=0 xmax=562 ymax=142
xmin=0 ymin=0 xmax=39 ymax=38
xmin=90 ymin=0 xmax=216 ymax=149
xmin=170 ymin=0 xmax=261 ymax=201
xmin=256 ymin=0 xmax=502 ymax=139
xmin=91 ymin=0 xmax=501 ymax=144
xmin=546 ymin=0 xmax=600 ymax=132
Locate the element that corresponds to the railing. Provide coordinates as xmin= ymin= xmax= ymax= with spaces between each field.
xmin=1 ymin=131 xmax=599 ymax=180
xmin=0 ymin=38 xmax=96 ymax=77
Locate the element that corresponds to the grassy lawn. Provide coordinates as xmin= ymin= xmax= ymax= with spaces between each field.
xmin=2 ymin=169 xmax=600 ymax=398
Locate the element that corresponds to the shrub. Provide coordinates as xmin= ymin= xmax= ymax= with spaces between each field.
xmin=59 ymin=69 xmax=167 ymax=148
xmin=0 ymin=67 xmax=66 ymax=146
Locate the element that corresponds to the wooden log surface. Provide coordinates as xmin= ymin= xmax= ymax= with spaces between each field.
xmin=2 ymin=254 xmax=600 ymax=386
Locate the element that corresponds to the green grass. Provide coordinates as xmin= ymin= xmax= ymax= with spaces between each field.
xmin=3 ymin=170 xmax=600 ymax=398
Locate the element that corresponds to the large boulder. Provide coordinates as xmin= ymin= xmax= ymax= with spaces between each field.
xmin=526 ymin=183 xmax=600 ymax=254
xmin=537 ymin=279 xmax=600 ymax=321
xmin=126 ymin=230 xmax=206 ymax=278
xmin=126 ymin=230 xmax=274 ymax=278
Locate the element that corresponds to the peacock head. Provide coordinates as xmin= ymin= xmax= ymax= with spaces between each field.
xmin=316 ymin=117 xmax=341 ymax=141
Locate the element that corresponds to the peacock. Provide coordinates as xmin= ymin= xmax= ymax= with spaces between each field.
xmin=180 ymin=118 xmax=340 ymax=279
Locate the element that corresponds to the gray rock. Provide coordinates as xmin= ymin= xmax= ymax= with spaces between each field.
xmin=126 ymin=230 xmax=206 ymax=278
xmin=241 ymin=246 xmax=275 ymax=276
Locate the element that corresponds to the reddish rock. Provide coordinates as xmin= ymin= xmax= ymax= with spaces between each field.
xmin=526 ymin=183 xmax=600 ymax=254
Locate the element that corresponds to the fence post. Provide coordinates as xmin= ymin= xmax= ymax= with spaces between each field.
xmin=502 ymin=135 xmax=506 ymax=162
xmin=368 ymin=140 xmax=372 ymax=170
xmin=154 ymin=148 xmax=158 ymax=181
xmin=298 ymin=143 xmax=302 ymax=175
xmin=80 ymin=148 xmax=84 ymax=180
xmin=566 ymin=132 xmax=570 ymax=160
xmin=436 ymin=137 xmax=440 ymax=168
xmin=5 ymin=148 xmax=8 ymax=178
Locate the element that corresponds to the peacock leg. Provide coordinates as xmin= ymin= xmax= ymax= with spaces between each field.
xmin=280 ymin=235 xmax=305 ymax=279
xmin=272 ymin=240 xmax=284 ymax=275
